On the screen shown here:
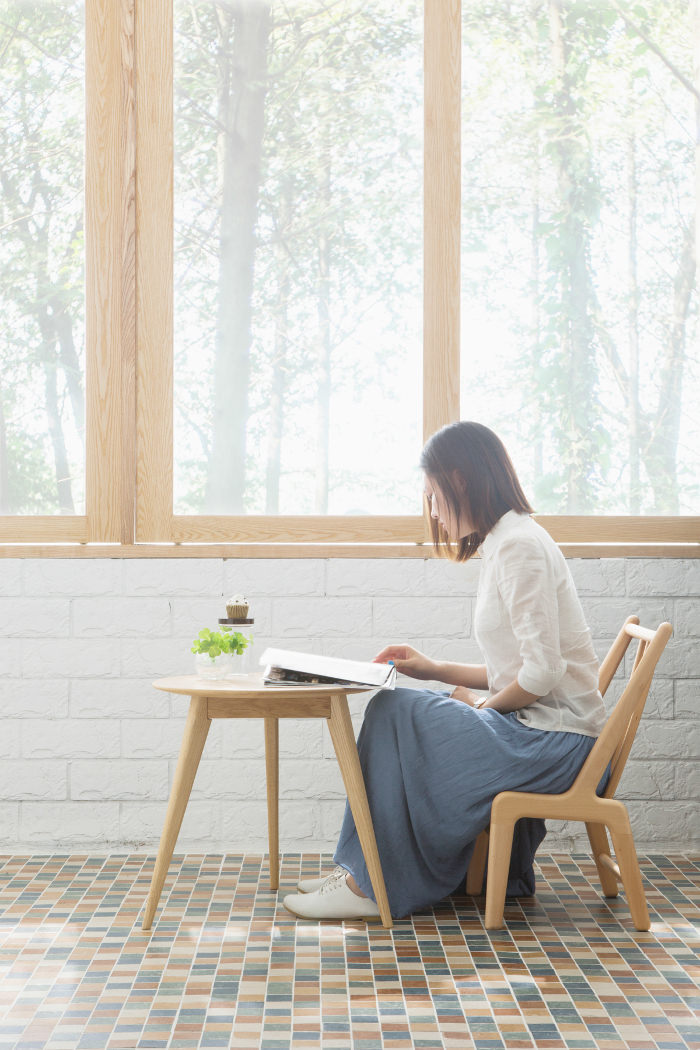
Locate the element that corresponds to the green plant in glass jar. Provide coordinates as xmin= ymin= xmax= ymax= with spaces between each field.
xmin=191 ymin=626 xmax=252 ymax=679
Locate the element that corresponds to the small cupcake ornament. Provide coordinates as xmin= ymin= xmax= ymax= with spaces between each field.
xmin=226 ymin=594 xmax=249 ymax=619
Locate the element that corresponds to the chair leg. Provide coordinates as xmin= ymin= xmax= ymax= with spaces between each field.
xmin=484 ymin=819 xmax=515 ymax=929
xmin=607 ymin=812 xmax=650 ymax=931
xmin=466 ymin=829 xmax=489 ymax=896
xmin=585 ymin=821 xmax=619 ymax=898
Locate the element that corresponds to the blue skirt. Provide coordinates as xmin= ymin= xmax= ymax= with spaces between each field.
xmin=334 ymin=687 xmax=600 ymax=919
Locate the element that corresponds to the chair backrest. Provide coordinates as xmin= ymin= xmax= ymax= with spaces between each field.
xmin=576 ymin=617 xmax=673 ymax=799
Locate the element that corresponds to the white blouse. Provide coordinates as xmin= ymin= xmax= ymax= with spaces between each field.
xmin=475 ymin=510 xmax=606 ymax=738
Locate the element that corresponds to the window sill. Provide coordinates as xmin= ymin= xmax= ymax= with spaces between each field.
xmin=0 ymin=542 xmax=698 ymax=558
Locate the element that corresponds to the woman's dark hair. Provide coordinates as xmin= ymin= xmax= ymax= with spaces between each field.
xmin=420 ymin=421 xmax=534 ymax=561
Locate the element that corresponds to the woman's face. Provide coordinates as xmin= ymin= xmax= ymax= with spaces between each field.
xmin=424 ymin=476 xmax=472 ymax=539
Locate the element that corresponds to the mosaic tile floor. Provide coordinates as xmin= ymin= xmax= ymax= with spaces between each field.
xmin=0 ymin=852 xmax=698 ymax=1050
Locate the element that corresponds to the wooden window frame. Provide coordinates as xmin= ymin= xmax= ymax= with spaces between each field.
xmin=0 ymin=0 xmax=698 ymax=557
xmin=134 ymin=0 xmax=458 ymax=547
xmin=0 ymin=0 xmax=136 ymax=546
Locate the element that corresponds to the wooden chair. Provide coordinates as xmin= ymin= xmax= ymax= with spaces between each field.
xmin=465 ymin=616 xmax=673 ymax=930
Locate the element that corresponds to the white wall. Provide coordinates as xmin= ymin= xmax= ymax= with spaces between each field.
xmin=0 ymin=557 xmax=697 ymax=853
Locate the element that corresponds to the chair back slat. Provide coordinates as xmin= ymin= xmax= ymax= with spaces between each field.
xmin=631 ymin=637 xmax=648 ymax=673
xmin=598 ymin=616 xmax=637 ymax=697
xmin=603 ymin=677 xmax=654 ymax=797
xmin=575 ymin=620 xmax=672 ymax=797
xmin=625 ymin=623 xmax=658 ymax=643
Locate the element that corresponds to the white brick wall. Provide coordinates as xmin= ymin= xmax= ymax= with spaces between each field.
xmin=0 ymin=556 xmax=697 ymax=854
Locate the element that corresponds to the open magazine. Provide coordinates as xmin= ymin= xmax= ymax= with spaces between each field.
xmin=259 ymin=647 xmax=397 ymax=689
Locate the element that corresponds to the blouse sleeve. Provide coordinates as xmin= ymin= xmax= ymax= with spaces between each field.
xmin=495 ymin=537 xmax=567 ymax=697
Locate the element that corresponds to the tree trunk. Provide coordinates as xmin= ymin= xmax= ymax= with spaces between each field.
xmin=0 ymin=384 xmax=9 ymax=514
xmin=645 ymin=222 xmax=695 ymax=512
xmin=691 ymin=0 xmax=700 ymax=291
xmin=206 ymin=0 xmax=271 ymax=514
xmin=51 ymin=292 xmax=85 ymax=448
xmin=315 ymin=140 xmax=331 ymax=515
xmin=638 ymin=0 xmax=698 ymax=512
xmin=629 ymin=0 xmax=697 ymax=512
xmin=531 ymin=160 xmax=543 ymax=485
xmin=265 ymin=181 xmax=293 ymax=514
xmin=37 ymin=306 xmax=74 ymax=513
xmin=626 ymin=127 xmax=640 ymax=513
xmin=547 ymin=0 xmax=598 ymax=512
xmin=529 ymin=7 xmax=543 ymax=488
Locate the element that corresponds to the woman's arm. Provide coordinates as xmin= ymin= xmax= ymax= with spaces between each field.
xmin=432 ymin=660 xmax=489 ymax=690
xmin=451 ymin=678 xmax=539 ymax=709
xmin=373 ymin=650 xmax=537 ymax=706
xmin=374 ymin=645 xmax=488 ymax=689
xmin=479 ymin=678 xmax=539 ymax=713
xmin=494 ymin=539 xmax=567 ymax=698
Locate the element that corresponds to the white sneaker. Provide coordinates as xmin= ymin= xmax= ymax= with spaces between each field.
xmin=283 ymin=868 xmax=381 ymax=921
xmin=296 ymin=865 xmax=346 ymax=894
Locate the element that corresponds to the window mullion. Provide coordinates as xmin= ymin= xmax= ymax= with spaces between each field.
xmin=86 ymin=0 xmax=137 ymax=542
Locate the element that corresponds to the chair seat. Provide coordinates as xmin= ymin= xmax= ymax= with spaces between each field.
xmin=491 ymin=789 xmax=626 ymax=823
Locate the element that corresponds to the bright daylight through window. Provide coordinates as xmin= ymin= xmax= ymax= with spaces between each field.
xmin=173 ymin=0 xmax=424 ymax=517
xmin=1 ymin=1 xmax=698 ymax=545
xmin=460 ymin=0 xmax=698 ymax=516
xmin=0 ymin=1 xmax=85 ymax=517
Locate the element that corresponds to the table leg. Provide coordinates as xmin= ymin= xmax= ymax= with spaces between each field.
xmin=327 ymin=693 xmax=393 ymax=928
xmin=141 ymin=695 xmax=210 ymax=930
xmin=264 ymin=717 xmax=279 ymax=890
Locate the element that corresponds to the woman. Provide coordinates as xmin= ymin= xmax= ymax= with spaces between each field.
xmin=282 ymin=421 xmax=607 ymax=921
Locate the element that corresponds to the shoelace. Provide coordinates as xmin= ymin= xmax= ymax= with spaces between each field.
xmin=314 ymin=864 xmax=345 ymax=885
xmin=317 ymin=866 xmax=348 ymax=896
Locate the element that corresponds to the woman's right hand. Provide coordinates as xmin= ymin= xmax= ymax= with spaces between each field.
xmin=373 ymin=644 xmax=438 ymax=681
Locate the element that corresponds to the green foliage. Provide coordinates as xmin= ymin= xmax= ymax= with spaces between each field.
xmin=0 ymin=0 xmax=85 ymax=513
xmin=173 ymin=0 xmax=422 ymax=515
xmin=461 ymin=0 xmax=697 ymax=514
xmin=3 ymin=0 xmax=698 ymax=520
xmin=191 ymin=627 xmax=251 ymax=660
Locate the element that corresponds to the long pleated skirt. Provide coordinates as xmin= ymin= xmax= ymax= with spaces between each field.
xmin=333 ymin=686 xmax=601 ymax=919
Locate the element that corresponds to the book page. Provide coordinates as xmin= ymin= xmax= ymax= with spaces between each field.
xmin=259 ymin=647 xmax=396 ymax=688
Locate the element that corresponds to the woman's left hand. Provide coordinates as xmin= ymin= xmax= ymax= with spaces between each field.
xmin=450 ymin=686 xmax=482 ymax=706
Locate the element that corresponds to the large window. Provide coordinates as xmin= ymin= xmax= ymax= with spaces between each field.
xmin=1 ymin=0 xmax=698 ymax=553
xmin=460 ymin=0 xmax=699 ymax=521
xmin=173 ymin=0 xmax=423 ymax=518
xmin=0 ymin=2 xmax=85 ymax=516
xmin=136 ymin=0 xmax=449 ymax=544
xmin=0 ymin=0 xmax=132 ymax=545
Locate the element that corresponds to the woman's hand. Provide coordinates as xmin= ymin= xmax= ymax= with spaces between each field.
xmin=373 ymin=644 xmax=438 ymax=681
xmin=450 ymin=686 xmax=482 ymax=706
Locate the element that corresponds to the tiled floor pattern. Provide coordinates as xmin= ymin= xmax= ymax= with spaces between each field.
xmin=0 ymin=852 xmax=698 ymax=1050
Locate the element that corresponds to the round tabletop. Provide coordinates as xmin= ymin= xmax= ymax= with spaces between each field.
xmin=153 ymin=673 xmax=372 ymax=699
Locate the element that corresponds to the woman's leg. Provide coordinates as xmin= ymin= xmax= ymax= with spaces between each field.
xmin=333 ymin=693 xmax=596 ymax=918
xmin=333 ymin=687 xmax=494 ymax=917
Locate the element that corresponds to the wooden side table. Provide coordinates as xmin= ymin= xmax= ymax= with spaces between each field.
xmin=141 ymin=674 xmax=393 ymax=929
